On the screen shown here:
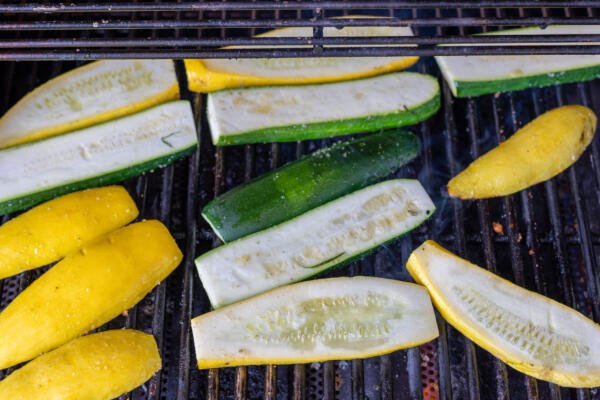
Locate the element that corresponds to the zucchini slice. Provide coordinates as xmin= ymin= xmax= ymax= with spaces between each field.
xmin=0 ymin=100 xmax=198 ymax=216
xmin=0 ymin=186 xmax=139 ymax=280
xmin=191 ymin=276 xmax=439 ymax=368
xmin=0 ymin=220 xmax=182 ymax=370
xmin=185 ymin=22 xmax=418 ymax=92
xmin=0 ymin=60 xmax=179 ymax=148
xmin=0 ymin=330 xmax=161 ymax=400
xmin=207 ymin=72 xmax=439 ymax=145
xmin=436 ymin=25 xmax=600 ymax=97
xmin=407 ymin=241 xmax=600 ymax=388
xmin=196 ymin=179 xmax=435 ymax=308
xmin=202 ymin=130 xmax=421 ymax=242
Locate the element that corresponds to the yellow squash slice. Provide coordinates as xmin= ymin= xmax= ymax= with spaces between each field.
xmin=0 ymin=220 xmax=182 ymax=370
xmin=192 ymin=276 xmax=438 ymax=368
xmin=448 ymin=105 xmax=597 ymax=199
xmin=0 ymin=60 xmax=180 ymax=148
xmin=0 ymin=330 xmax=161 ymax=400
xmin=407 ymin=240 xmax=600 ymax=388
xmin=0 ymin=186 xmax=138 ymax=280
xmin=185 ymin=20 xmax=418 ymax=92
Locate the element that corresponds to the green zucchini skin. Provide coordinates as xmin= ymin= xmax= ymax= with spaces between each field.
xmin=202 ymin=130 xmax=421 ymax=242
xmin=0 ymin=101 xmax=198 ymax=216
xmin=453 ymin=65 xmax=600 ymax=98
xmin=214 ymin=94 xmax=439 ymax=146
xmin=0 ymin=146 xmax=196 ymax=216
xmin=196 ymin=179 xmax=436 ymax=308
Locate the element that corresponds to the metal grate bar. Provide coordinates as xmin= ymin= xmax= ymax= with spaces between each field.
xmin=4 ymin=17 xmax=599 ymax=30
xmin=2 ymin=1 xmax=599 ymax=13
xmin=5 ymin=45 xmax=600 ymax=61
xmin=3 ymin=34 xmax=600 ymax=48
xmin=2 ymin=2 xmax=600 ymax=59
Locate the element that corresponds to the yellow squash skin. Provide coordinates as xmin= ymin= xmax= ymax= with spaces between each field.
xmin=0 ymin=330 xmax=161 ymax=400
xmin=407 ymin=240 xmax=600 ymax=388
xmin=447 ymin=105 xmax=597 ymax=198
xmin=0 ymin=220 xmax=182 ymax=369
xmin=184 ymin=17 xmax=418 ymax=92
xmin=185 ymin=57 xmax=418 ymax=93
xmin=0 ymin=60 xmax=180 ymax=149
xmin=0 ymin=186 xmax=139 ymax=280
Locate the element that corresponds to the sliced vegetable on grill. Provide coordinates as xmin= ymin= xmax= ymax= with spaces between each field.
xmin=448 ymin=105 xmax=597 ymax=199
xmin=192 ymin=276 xmax=439 ymax=368
xmin=0 ymin=100 xmax=198 ymax=215
xmin=0 ymin=330 xmax=161 ymax=400
xmin=196 ymin=179 xmax=435 ymax=308
xmin=185 ymin=22 xmax=418 ymax=92
xmin=436 ymin=25 xmax=600 ymax=97
xmin=0 ymin=220 xmax=182 ymax=370
xmin=0 ymin=186 xmax=138 ymax=280
xmin=0 ymin=60 xmax=179 ymax=149
xmin=406 ymin=240 xmax=600 ymax=388
xmin=207 ymin=72 xmax=440 ymax=145
xmin=203 ymin=130 xmax=421 ymax=242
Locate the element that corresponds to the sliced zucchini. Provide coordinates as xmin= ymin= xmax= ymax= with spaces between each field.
xmin=0 ymin=330 xmax=161 ymax=400
xmin=436 ymin=25 xmax=600 ymax=97
xmin=207 ymin=72 xmax=439 ymax=145
xmin=0 ymin=60 xmax=179 ymax=148
xmin=185 ymin=21 xmax=418 ymax=92
xmin=0 ymin=186 xmax=139 ymax=280
xmin=0 ymin=100 xmax=198 ymax=216
xmin=196 ymin=179 xmax=435 ymax=308
xmin=407 ymin=240 xmax=600 ymax=388
xmin=0 ymin=220 xmax=182 ymax=369
xmin=202 ymin=130 xmax=421 ymax=242
xmin=191 ymin=276 xmax=439 ymax=368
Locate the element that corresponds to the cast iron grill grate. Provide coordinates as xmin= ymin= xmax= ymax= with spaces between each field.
xmin=0 ymin=3 xmax=599 ymax=400
xmin=1 ymin=1 xmax=600 ymax=58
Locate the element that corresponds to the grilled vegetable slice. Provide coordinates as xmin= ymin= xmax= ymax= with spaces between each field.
xmin=185 ymin=23 xmax=417 ymax=92
xmin=0 ymin=220 xmax=182 ymax=369
xmin=436 ymin=25 xmax=600 ymax=97
xmin=203 ymin=130 xmax=421 ymax=242
xmin=407 ymin=240 xmax=600 ymax=388
xmin=448 ymin=105 xmax=597 ymax=199
xmin=207 ymin=72 xmax=440 ymax=145
xmin=196 ymin=179 xmax=435 ymax=308
xmin=192 ymin=276 xmax=439 ymax=368
xmin=0 ymin=60 xmax=179 ymax=148
xmin=0 ymin=330 xmax=161 ymax=400
xmin=0 ymin=100 xmax=198 ymax=215
xmin=0 ymin=186 xmax=138 ymax=280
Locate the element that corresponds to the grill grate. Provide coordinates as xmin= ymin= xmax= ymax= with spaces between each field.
xmin=1 ymin=1 xmax=600 ymax=59
xmin=0 ymin=3 xmax=599 ymax=400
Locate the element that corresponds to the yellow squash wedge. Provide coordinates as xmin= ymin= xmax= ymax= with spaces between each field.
xmin=185 ymin=19 xmax=418 ymax=92
xmin=0 ymin=60 xmax=179 ymax=148
xmin=0 ymin=186 xmax=139 ymax=280
xmin=407 ymin=240 xmax=600 ymax=388
xmin=0 ymin=330 xmax=161 ymax=400
xmin=0 ymin=220 xmax=182 ymax=370
xmin=447 ymin=105 xmax=597 ymax=199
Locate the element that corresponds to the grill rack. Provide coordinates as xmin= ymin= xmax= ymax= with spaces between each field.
xmin=1 ymin=1 xmax=600 ymax=59
xmin=0 ymin=2 xmax=599 ymax=400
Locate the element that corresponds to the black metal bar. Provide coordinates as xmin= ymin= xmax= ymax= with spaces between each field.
xmin=3 ymin=34 xmax=600 ymax=48
xmin=2 ymin=17 xmax=599 ymax=31
xmin=4 ymin=44 xmax=600 ymax=60
xmin=2 ymin=1 xmax=599 ymax=13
